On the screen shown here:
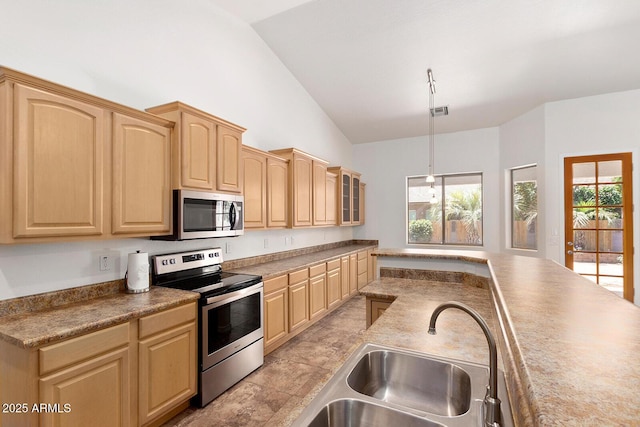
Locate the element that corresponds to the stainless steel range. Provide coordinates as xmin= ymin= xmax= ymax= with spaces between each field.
xmin=151 ymin=248 xmax=263 ymax=407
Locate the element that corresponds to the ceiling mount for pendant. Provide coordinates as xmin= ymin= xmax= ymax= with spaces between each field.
xmin=431 ymin=105 xmax=449 ymax=117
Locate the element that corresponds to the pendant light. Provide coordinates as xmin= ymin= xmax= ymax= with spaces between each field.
xmin=426 ymin=69 xmax=438 ymax=204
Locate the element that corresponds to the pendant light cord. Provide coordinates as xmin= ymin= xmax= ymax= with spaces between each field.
xmin=427 ymin=69 xmax=436 ymax=180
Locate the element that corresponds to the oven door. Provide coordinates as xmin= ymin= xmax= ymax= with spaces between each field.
xmin=201 ymin=282 xmax=263 ymax=370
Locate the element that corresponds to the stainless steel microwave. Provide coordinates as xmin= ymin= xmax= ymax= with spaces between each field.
xmin=154 ymin=190 xmax=244 ymax=240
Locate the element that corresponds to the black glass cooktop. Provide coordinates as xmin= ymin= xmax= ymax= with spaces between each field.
xmin=154 ymin=271 xmax=262 ymax=299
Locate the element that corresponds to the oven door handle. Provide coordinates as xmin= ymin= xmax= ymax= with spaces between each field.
xmin=205 ymin=282 xmax=263 ymax=305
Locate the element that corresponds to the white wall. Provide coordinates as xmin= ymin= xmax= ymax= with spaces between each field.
xmin=353 ymin=128 xmax=501 ymax=252
xmin=354 ymin=89 xmax=640 ymax=304
xmin=544 ymin=89 xmax=640 ymax=264
xmin=544 ymin=90 xmax=640 ymax=304
xmin=0 ymin=0 xmax=354 ymax=300
xmin=2 ymin=1 xmax=639 ymax=302
xmin=499 ymin=105 xmax=546 ymax=257
xmin=496 ymin=89 xmax=640 ymax=303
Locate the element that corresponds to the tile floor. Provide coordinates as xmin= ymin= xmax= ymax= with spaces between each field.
xmin=163 ymin=295 xmax=367 ymax=427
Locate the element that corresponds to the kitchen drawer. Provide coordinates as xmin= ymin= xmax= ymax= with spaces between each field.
xmin=357 ymin=251 xmax=367 ymax=261
xmin=139 ymin=302 xmax=196 ymax=339
xmin=39 ymin=322 xmax=130 ymax=375
xmin=327 ymin=258 xmax=340 ymax=271
xmin=309 ymin=263 xmax=326 ymax=278
xmin=264 ymin=274 xmax=288 ymax=294
xmin=289 ymin=268 xmax=309 ymax=284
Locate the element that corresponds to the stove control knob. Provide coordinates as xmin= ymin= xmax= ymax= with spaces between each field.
xmin=209 ymin=253 xmax=214 ymax=258
xmin=170 ymin=259 xmax=176 ymax=264
xmin=162 ymin=260 xmax=168 ymax=266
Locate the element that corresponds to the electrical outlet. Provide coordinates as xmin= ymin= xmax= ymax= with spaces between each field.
xmin=225 ymin=242 xmax=232 ymax=254
xmin=99 ymin=255 xmax=110 ymax=271
xmin=290 ymin=236 xmax=295 ymax=245
xmin=96 ymin=250 xmax=120 ymax=273
xmin=264 ymin=238 xmax=269 ymax=249
xmin=285 ymin=237 xmax=290 ymax=246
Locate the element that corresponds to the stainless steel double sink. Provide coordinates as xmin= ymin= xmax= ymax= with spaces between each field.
xmin=292 ymin=343 xmax=514 ymax=427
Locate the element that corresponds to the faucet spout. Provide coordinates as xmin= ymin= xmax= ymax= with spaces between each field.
xmin=428 ymin=301 xmax=501 ymax=427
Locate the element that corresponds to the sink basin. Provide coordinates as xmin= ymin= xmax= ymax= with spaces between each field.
xmin=347 ymin=350 xmax=471 ymax=416
xmin=292 ymin=343 xmax=514 ymax=427
xmin=307 ymin=399 xmax=445 ymax=427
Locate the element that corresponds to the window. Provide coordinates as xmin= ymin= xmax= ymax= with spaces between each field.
xmin=407 ymin=173 xmax=483 ymax=246
xmin=511 ymin=165 xmax=537 ymax=250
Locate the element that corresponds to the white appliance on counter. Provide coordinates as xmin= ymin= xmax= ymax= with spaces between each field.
xmin=125 ymin=250 xmax=150 ymax=293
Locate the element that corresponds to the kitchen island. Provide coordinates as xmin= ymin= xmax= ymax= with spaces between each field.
xmin=278 ymin=249 xmax=640 ymax=426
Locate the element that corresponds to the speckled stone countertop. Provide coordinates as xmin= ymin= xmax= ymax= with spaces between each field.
xmin=272 ymin=275 xmax=500 ymax=427
xmin=370 ymin=249 xmax=640 ymax=427
xmin=225 ymin=243 xmax=377 ymax=280
xmin=0 ymin=242 xmax=377 ymax=350
xmin=0 ymin=284 xmax=198 ymax=348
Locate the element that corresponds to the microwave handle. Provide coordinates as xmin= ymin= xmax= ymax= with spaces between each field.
xmin=229 ymin=202 xmax=237 ymax=230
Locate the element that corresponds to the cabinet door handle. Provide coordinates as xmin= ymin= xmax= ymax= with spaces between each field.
xmin=567 ymin=250 xmax=574 ymax=255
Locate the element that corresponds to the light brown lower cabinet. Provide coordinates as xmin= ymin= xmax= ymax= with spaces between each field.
xmin=262 ymin=249 xmax=377 ymax=355
xmin=288 ymin=269 xmax=310 ymax=332
xmin=309 ymin=263 xmax=327 ymax=320
xmin=349 ymin=254 xmax=358 ymax=295
xmin=138 ymin=304 xmax=197 ymax=426
xmin=340 ymin=256 xmax=350 ymax=299
xmin=0 ymin=302 xmax=197 ymax=427
xmin=366 ymin=297 xmax=394 ymax=328
xmin=39 ymin=324 xmax=131 ymax=427
xmin=357 ymin=250 xmax=368 ymax=290
xmin=367 ymin=249 xmax=377 ymax=282
xmin=263 ymin=275 xmax=289 ymax=354
xmin=326 ymin=259 xmax=341 ymax=309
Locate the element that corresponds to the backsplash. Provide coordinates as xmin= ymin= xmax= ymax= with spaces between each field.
xmin=379 ymin=267 xmax=489 ymax=289
xmin=0 ymin=279 xmax=124 ymax=317
xmin=222 ymin=239 xmax=378 ymax=270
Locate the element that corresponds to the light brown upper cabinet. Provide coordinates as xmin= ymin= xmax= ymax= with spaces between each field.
xmin=242 ymin=146 xmax=268 ymax=229
xmin=270 ymin=148 xmax=329 ymax=228
xmin=10 ymin=84 xmax=106 ymax=239
xmin=326 ymin=172 xmax=338 ymax=226
xmin=146 ymin=101 xmax=245 ymax=194
xmin=328 ymin=167 xmax=362 ymax=226
xmin=312 ymin=159 xmax=329 ymax=225
xmin=242 ymin=145 xmax=288 ymax=230
xmin=0 ymin=67 xmax=174 ymax=243
xmin=359 ymin=181 xmax=366 ymax=225
xmin=112 ymin=113 xmax=171 ymax=235
xmin=267 ymin=155 xmax=289 ymax=228
xmin=145 ymin=106 xmax=215 ymax=191
xmin=217 ymin=125 xmax=243 ymax=193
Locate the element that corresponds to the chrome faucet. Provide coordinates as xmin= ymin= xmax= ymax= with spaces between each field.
xmin=428 ymin=301 xmax=502 ymax=427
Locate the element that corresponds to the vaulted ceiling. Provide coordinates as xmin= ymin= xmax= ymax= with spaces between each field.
xmin=211 ymin=0 xmax=640 ymax=143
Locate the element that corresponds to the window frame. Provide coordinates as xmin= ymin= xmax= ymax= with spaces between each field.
xmin=406 ymin=172 xmax=484 ymax=247
xmin=510 ymin=164 xmax=538 ymax=251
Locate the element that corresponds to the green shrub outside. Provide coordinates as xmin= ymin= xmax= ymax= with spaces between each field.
xmin=409 ymin=219 xmax=433 ymax=243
